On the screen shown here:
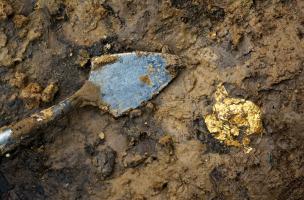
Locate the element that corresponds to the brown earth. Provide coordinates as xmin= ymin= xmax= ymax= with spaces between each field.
xmin=0 ymin=0 xmax=304 ymax=199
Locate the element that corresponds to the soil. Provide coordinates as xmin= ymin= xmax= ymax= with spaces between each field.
xmin=0 ymin=0 xmax=304 ymax=199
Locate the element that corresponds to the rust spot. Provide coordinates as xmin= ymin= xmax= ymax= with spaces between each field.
xmin=139 ymin=75 xmax=152 ymax=86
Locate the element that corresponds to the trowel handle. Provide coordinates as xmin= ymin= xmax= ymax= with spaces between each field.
xmin=0 ymin=94 xmax=80 ymax=156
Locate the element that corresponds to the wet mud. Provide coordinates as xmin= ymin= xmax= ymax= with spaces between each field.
xmin=0 ymin=0 xmax=304 ymax=199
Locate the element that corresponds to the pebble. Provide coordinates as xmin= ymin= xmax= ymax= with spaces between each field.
xmin=92 ymin=146 xmax=116 ymax=178
xmin=98 ymin=132 xmax=105 ymax=140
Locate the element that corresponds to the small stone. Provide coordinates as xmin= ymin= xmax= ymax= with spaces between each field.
xmin=98 ymin=132 xmax=105 ymax=140
xmin=92 ymin=146 xmax=116 ymax=178
xmin=103 ymin=43 xmax=112 ymax=52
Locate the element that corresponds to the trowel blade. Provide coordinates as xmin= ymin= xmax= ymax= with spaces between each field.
xmin=88 ymin=52 xmax=180 ymax=117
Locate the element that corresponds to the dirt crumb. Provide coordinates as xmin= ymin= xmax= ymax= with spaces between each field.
xmin=0 ymin=31 xmax=7 ymax=47
xmin=19 ymin=81 xmax=58 ymax=108
xmin=0 ymin=1 xmax=13 ymax=21
xmin=13 ymin=15 xmax=29 ymax=28
xmin=75 ymin=49 xmax=90 ymax=68
xmin=0 ymin=48 xmax=13 ymax=67
xmin=20 ymin=82 xmax=42 ymax=109
xmin=139 ymin=75 xmax=152 ymax=86
xmin=159 ymin=135 xmax=174 ymax=154
xmin=129 ymin=109 xmax=142 ymax=118
xmin=9 ymin=72 xmax=27 ymax=88
xmin=41 ymin=82 xmax=59 ymax=103
xmin=91 ymin=55 xmax=118 ymax=70
xmin=159 ymin=135 xmax=173 ymax=146
xmin=230 ymin=25 xmax=243 ymax=48
xmin=162 ymin=54 xmax=182 ymax=77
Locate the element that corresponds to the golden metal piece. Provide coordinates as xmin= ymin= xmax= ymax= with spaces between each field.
xmin=205 ymin=84 xmax=263 ymax=148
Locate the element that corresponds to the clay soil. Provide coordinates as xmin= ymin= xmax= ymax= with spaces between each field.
xmin=0 ymin=0 xmax=304 ymax=199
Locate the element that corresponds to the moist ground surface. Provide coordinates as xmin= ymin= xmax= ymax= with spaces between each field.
xmin=0 ymin=0 xmax=304 ymax=199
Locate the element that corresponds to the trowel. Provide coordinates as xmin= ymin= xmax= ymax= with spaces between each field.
xmin=0 ymin=52 xmax=181 ymax=156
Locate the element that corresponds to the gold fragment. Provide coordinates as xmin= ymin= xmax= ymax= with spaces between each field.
xmin=205 ymin=84 xmax=263 ymax=148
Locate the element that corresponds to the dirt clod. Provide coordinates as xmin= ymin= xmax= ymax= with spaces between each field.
xmin=139 ymin=75 xmax=152 ymax=86
xmin=0 ymin=1 xmax=13 ymax=21
xmin=129 ymin=109 xmax=142 ymax=118
xmin=75 ymin=49 xmax=90 ymax=68
xmin=20 ymin=82 xmax=42 ymax=109
xmin=92 ymin=146 xmax=116 ymax=179
xmin=0 ymin=31 xmax=7 ymax=47
xmin=13 ymin=15 xmax=29 ymax=28
xmin=9 ymin=72 xmax=27 ymax=88
xmin=91 ymin=55 xmax=118 ymax=70
xmin=41 ymin=82 xmax=59 ymax=103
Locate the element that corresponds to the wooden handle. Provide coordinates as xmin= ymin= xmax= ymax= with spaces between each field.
xmin=0 ymin=81 xmax=102 ymax=156
xmin=0 ymin=95 xmax=80 ymax=155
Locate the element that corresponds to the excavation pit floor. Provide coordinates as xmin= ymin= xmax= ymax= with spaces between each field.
xmin=0 ymin=0 xmax=303 ymax=199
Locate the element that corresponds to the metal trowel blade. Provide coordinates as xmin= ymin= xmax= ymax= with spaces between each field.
xmin=88 ymin=52 xmax=181 ymax=117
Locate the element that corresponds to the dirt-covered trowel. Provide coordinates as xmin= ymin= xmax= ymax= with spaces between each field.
xmin=0 ymin=52 xmax=181 ymax=156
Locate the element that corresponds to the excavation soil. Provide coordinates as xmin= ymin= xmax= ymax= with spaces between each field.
xmin=0 ymin=0 xmax=304 ymax=199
